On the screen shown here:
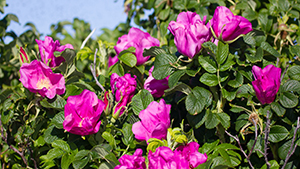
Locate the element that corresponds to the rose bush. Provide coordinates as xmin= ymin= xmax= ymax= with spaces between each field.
xmin=1 ymin=1 xmax=300 ymax=169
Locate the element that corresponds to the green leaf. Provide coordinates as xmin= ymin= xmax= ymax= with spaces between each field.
xmin=143 ymin=46 xmax=166 ymax=57
xmin=168 ymin=70 xmax=185 ymax=88
xmin=164 ymin=82 xmax=192 ymax=96
xmin=268 ymin=125 xmax=289 ymax=143
xmin=0 ymin=89 xmax=13 ymax=104
xmin=131 ymin=89 xmax=154 ymax=115
xmin=122 ymin=123 xmax=134 ymax=146
xmin=64 ymin=84 xmax=83 ymax=99
xmin=110 ymin=63 xmax=124 ymax=77
xmin=261 ymin=160 xmax=280 ymax=169
xmin=119 ymin=52 xmax=137 ymax=67
xmin=243 ymin=32 xmax=256 ymax=46
xmin=147 ymin=138 xmax=165 ymax=152
xmin=61 ymin=153 xmax=75 ymax=169
xmin=202 ymin=42 xmax=217 ymax=56
xmin=40 ymin=148 xmax=64 ymax=162
xmin=228 ymin=72 xmax=243 ymax=88
xmin=271 ymin=102 xmax=286 ymax=117
xmin=44 ymin=125 xmax=65 ymax=144
xmin=220 ymin=54 xmax=235 ymax=71
xmin=217 ymin=41 xmax=228 ymax=65
xmin=186 ymin=110 xmax=207 ymax=129
xmin=185 ymin=87 xmax=212 ymax=115
xmin=261 ymin=42 xmax=280 ymax=57
xmin=1 ymin=109 xmax=14 ymax=125
xmin=289 ymin=45 xmax=300 ymax=57
xmin=61 ymin=48 xmax=76 ymax=65
xmin=105 ymin=153 xmax=120 ymax=166
xmin=51 ymin=111 xmax=64 ymax=129
xmin=198 ymin=56 xmax=217 ymax=73
xmin=72 ymin=150 xmax=90 ymax=169
xmin=99 ymin=162 xmax=115 ymax=169
xmin=160 ymin=22 xmax=168 ymax=37
xmin=200 ymin=73 xmax=218 ymax=86
xmin=90 ymin=144 xmax=111 ymax=160
xmin=279 ymin=92 xmax=298 ymax=108
xmin=153 ymin=53 xmax=176 ymax=80
xmin=173 ymin=0 xmax=185 ymax=10
xmin=52 ymin=139 xmax=71 ymax=153
xmin=199 ymin=139 xmax=220 ymax=154
xmin=246 ymin=47 xmax=263 ymax=63
xmin=102 ymin=132 xmax=116 ymax=149
xmin=158 ymin=8 xmax=170 ymax=20
xmin=73 ymin=80 xmax=95 ymax=92
xmin=281 ymin=80 xmax=300 ymax=92
xmin=205 ymin=110 xmax=220 ymax=129
xmin=221 ymin=88 xmax=237 ymax=101
xmin=288 ymin=65 xmax=300 ymax=80
xmin=40 ymin=95 xmax=66 ymax=110
xmin=217 ymin=113 xmax=231 ymax=129
xmin=278 ymin=139 xmax=292 ymax=160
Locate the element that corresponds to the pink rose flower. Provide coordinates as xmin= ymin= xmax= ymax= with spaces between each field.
xmin=110 ymin=73 xmax=136 ymax=117
xmin=168 ymin=11 xmax=211 ymax=58
xmin=144 ymin=66 xmax=169 ymax=98
xmin=211 ymin=6 xmax=252 ymax=42
xmin=175 ymin=142 xmax=208 ymax=168
xmin=252 ymin=65 xmax=281 ymax=105
xmin=63 ymin=89 xmax=105 ymax=136
xmin=36 ymin=36 xmax=74 ymax=67
xmin=19 ymin=60 xmax=65 ymax=99
xmin=115 ymin=149 xmax=146 ymax=169
xmin=108 ymin=55 xmax=118 ymax=68
xmin=114 ymin=27 xmax=160 ymax=65
xmin=132 ymin=99 xmax=170 ymax=142
xmin=148 ymin=146 xmax=189 ymax=169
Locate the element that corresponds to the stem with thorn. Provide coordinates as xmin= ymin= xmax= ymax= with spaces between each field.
xmin=90 ymin=48 xmax=105 ymax=92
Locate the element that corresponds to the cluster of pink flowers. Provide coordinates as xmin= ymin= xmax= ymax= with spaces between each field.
xmin=168 ymin=6 xmax=253 ymax=58
xmin=115 ymin=142 xmax=207 ymax=169
xmin=19 ymin=36 xmax=73 ymax=99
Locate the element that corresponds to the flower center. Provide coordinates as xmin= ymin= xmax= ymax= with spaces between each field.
xmin=36 ymin=78 xmax=51 ymax=89
xmin=79 ymin=118 xmax=85 ymax=127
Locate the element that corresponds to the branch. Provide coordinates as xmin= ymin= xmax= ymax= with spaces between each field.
xmin=0 ymin=114 xmax=28 ymax=167
xmin=264 ymin=110 xmax=271 ymax=169
xmin=281 ymin=116 xmax=300 ymax=169
xmin=225 ymin=130 xmax=254 ymax=169
xmin=248 ymin=118 xmax=258 ymax=158
xmin=90 ymin=48 xmax=105 ymax=92
xmin=80 ymin=28 xmax=96 ymax=49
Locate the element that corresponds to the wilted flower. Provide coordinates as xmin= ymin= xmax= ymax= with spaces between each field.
xmin=19 ymin=60 xmax=65 ymax=99
xmin=175 ymin=142 xmax=208 ymax=168
xmin=252 ymin=65 xmax=281 ymax=105
xmin=110 ymin=73 xmax=136 ymax=117
xmin=210 ymin=6 xmax=252 ymax=43
xmin=63 ymin=89 xmax=105 ymax=136
xmin=36 ymin=36 xmax=74 ymax=67
xmin=114 ymin=27 xmax=160 ymax=65
xmin=168 ymin=11 xmax=211 ymax=58
xmin=144 ymin=66 xmax=169 ymax=98
xmin=132 ymin=99 xmax=170 ymax=142
xmin=115 ymin=149 xmax=146 ymax=169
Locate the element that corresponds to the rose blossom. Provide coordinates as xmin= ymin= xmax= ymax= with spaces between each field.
xmin=110 ymin=73 xmax=136 ymax=117
xmin=63 ymin=89 xmax=105 ymax=136
xmin=132 ymin=99 xmax=170 ymax=142
xmin=114 ymin=27 xmax=160 ymax=65
xmin=210 ymin=6 xmax=252 ymax=42
xmin=175 ymin=142 xmax=208 ymax=168
xmin=115 ymin=149 xmax=146 ymax=169
xmin=19 ymin=60 xmax=65 ymax=99
xmin=36 ymin=36 xmax=73 ymax=67
xmin=252 ymin=65 xmax=281 ymax=105
xmin=144 ymin=66 xmax=169 ymax=98
xmin=108 ymin=55 xmax=118 ymax=68
xmin=168 ymin=11 xmax=211 ymax=58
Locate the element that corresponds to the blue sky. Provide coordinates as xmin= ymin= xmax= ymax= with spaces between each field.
xmin=5 ymin=0 xmax=127 ymax=38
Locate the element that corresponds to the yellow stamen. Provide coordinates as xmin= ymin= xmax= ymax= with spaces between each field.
xmin=36 ymin=78 xmax=51 ymax=89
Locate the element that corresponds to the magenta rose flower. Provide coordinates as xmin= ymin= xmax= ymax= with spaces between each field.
xmin=108 ymin=55 xmax=119 ymax=68
xmin=19 ymin=60 xmax=65 ymax=99
xmin=252 ymin=65 xmax=281 ymax=105
xmin=132 ymin=99 xmax=170 ymax=142
xmin=210 ymin=6 xmax=252 ymax=42
xmin=110 ymin=73 xmax=136 ymax=117
xmin=36 ymin=36 xmax=74 ymax=67
xmin=63 ymin=89 xmax=105 ymax=136
xmin=175 ymin=142 xmax=208 ymax=168
xmin=148 ymin=146 xmax=189 ymax=169
xmin=115 ymin=149 xmax=146 ymax=169
xmin=144 ymin=66 xmax=169 ymax=98
xmin=114 ymin=27 xmax=160 ymax=65
xmin=168 ymin=11 xmax=211 ymax=58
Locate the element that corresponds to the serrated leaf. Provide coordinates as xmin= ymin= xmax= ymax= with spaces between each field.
xmin=164 ymin=82 xmax=192 ymax=96
xmin=168 ymin=70 xmax=185 ymax=88
xmin=40 ymin=95 xmax=66 ymax=110
xmin=52 ymin=139 xmax=71 ymax=153
xmin=288 ymin=65 xmax=300 ymax=80
xmin=268 ymin=125 xmax=289 ymax=143
xmin=72 ymin=150 xmax=90 ymax=169
xmin=122 ymin=123 xmax=134 ymax=145
xmin=198 ymin=56 xmax=217 ymax=73
xmin=217 ymin=113 xmax=231 ymax=129
xmin=119 ymin=52 xmax=137 ymax=67
xmin=279 ymin=92 xmax=298 ymax=108
xmin=200 ymin=73 xmax=218 ymax=86
xmin=228 ymin=72 xmax=243 ymax=88
xmin=51 ymin=111 xmax=64 ymax=129
xmin=261 ymin=42 xmax=280 ymax=57
xmin=217 ymin=41 xmax=228 ymax=65
xmin=205 ymin=110 xmax=220 ymax=129
xmin=271 ymin=102 xmax=286 ymax=117
xmin=185 ymin=87 xmax=212 ymax=115
xmin=131 ymin=89 xmax=154 ymax=115
xmin=202 ymin=42 xmax=217 ymax=56
xmin=143 ymin=46 xmax=166 ymax=57
xmin=281 ymin=80 xmax=300 ymax=92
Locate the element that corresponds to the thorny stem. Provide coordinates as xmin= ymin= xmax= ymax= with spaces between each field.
xmin=0 ymin=114 xmax=28 ymax=167
xmin=281 ymin=116 xmax=300 ymax=169
xmin=264 ymin=111 xmax=271 ymax=169
xmin=225 ymin=130 xmax=254 ymax=169
xmin=80 ymin=28 xmax=96 ymax=49
xmin=248 ymin=118 xmax=258 ymax=158
xmin=90 ymin=48 xmax=105 ymax=92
